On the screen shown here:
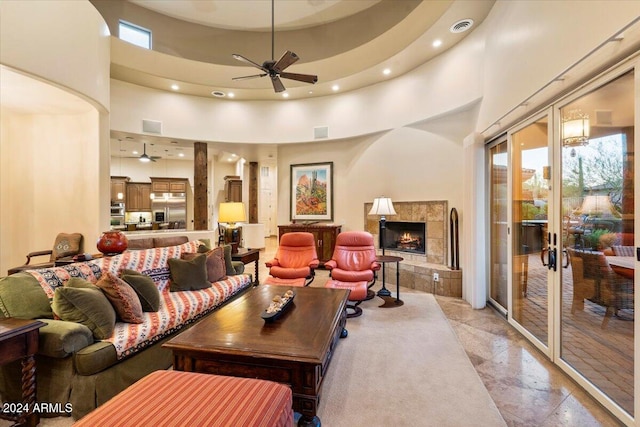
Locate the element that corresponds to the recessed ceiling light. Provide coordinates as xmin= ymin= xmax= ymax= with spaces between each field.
xmin=211 ymin=91 xmax=226 ymax=97
xmin=282 ymin=92 xmax=289 ymax=98
xmin=450 ymin=19 xmax=474 ymax=34
xmin=432 ymin=39 xmax=442 ymax=48
xmin=383 ymin=68 xmax=391 ymax=75
xmin=227 ymin=92 xmax=235 ymax=98
xmin=171 ymin=84 xmax=179 ymax=91
xmin=308 ymin=90 xmax=313 ymax=94
xmin=132 ymin=150 xmax=139 ymax=155
xmin=332 ymin=85 xmax=340 ymax=91
xmin=178 ymin=153 xmax=185 ymax=157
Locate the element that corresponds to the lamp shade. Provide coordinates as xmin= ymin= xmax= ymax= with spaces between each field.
xmin=369 ymin=197 xmax=397 ymax=216
xmin=580 ymin=195 xmax=616 ymax=217
xmin=562 ymin=111 xmax=590 ymax=146
xmin=219 ymin=202 xmax=246 ymax=224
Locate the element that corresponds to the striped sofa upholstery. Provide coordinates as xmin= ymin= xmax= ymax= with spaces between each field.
xmin=74 ymin=370 xmax=294 ymax=426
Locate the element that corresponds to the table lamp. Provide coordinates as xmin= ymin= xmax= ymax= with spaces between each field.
xmin=368 ymin=197 xmax=396 ymax=255
xmin=219 ymin=202 xmax=246 ymax=253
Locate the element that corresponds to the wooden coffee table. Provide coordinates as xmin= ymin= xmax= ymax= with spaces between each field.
xmin=164 ymin=285 xmax=349 ymax=427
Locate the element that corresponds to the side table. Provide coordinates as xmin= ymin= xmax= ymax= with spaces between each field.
xmin=376 ymin=255 xmax=404 ymax=306
xmin=232 ymin=248 xmax=260 ymax=285
xmin=0 ymin=318 xmax=45 ymax=427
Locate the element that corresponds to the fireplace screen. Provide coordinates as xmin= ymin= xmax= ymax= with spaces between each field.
xmin=383 ymin=221 xmax=426 ymax=254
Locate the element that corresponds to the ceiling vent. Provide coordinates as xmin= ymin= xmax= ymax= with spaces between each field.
xmin=142 ymin=119 xmax=162 ymax=134
xmin=450 ymin=19 xmax=474 ymax=34
xmin=595 ymin=110 xmax=613 ymax=126
xmin=314 ymin=126 xmax=328 ymax=139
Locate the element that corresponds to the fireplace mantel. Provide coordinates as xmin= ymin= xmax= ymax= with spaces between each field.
xmin=364 ymin=200 xmax=447 ymax=265
xmin=364 ymin=200 xmax=462 ymax=298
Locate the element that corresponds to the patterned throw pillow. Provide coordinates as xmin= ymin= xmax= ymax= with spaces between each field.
xmin=96 ymin=272 xmax=144 ymax=323
xmin=51 ymin=233 xmax=83 ymax=260
xmin=168 ymin=254 xmax=211 ymax=291
xmin=181 ymin=247 xmax=227 ymax=283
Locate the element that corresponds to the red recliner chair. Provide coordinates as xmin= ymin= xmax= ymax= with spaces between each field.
xmin=264 ymin=232 xmax=320 ymax=287
xmin=324 ymin=231 xmax=380 ymax=317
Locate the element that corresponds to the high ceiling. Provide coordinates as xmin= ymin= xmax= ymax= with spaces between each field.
xmin=95 ymin=0 xmax=496 ymax=100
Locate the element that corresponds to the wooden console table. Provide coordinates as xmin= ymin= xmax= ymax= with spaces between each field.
xmin=278 ymin=224 xmax=341 ymax=265
xmin=0 ymin=318 xmax=45 ymax=427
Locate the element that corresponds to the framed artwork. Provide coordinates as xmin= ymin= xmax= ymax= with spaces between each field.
xmin=290 ymin=162 xmax=333 ymax=221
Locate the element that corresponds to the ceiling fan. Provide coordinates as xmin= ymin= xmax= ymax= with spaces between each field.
xmin=232 ymin=0 xmax=318 ymax=93
xmin=136 ymin=143 xmax=161 ymax=163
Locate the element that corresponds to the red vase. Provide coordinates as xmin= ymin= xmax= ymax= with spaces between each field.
xmin=97 ymin=231 xmax=128 ymax=255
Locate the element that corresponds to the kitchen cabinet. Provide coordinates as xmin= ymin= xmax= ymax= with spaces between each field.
xmin=110 ymin=176 xmax=129 ymax=203
xmin=278 ymin=224 xmax=341 ymax=265
xmin=151 ymin=178 xmax=188 ymax=193
xmin=126 ymin=183 xmax=152 ymax=211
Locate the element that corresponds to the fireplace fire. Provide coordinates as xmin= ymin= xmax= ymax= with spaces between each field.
xmin=383 ymin=221 xmax=426 ymax=254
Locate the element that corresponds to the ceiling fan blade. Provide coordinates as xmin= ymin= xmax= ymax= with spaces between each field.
xmin=232 ymin=73 xmax=268 ymax=81
xmin=279 ymin=72 xmax=318 ymax=84
xmin=232 ymin=54 xmax=267 ymax=72
xmin=271 ymin=75 xmax=286 ymax=93
xmin=273 ymin=50 xmax=299 ymax=72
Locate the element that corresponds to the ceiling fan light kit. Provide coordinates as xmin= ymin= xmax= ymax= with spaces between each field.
xmin=232 ymin=0 xmax=318 ymax=93
xmin=138 ymin=143 xmax=160 ymax=162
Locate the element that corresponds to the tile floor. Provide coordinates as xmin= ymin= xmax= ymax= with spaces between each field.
xmin=256 ymin=237 xmax=625 ymax=426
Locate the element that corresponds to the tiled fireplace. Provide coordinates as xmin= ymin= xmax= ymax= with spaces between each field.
xmin=364 ymin=200 xmax=462 ymax=297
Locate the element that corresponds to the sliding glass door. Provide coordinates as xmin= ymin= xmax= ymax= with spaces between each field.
xmin=557 ymin=69 xmax=635 ymax=419
xmin=488 ymin=61 xmax=637 ymax=423
xmin=509 ymin=114 xmax=551 ymax=350
xmin=488 ymin=140 xmax=508 ymax=311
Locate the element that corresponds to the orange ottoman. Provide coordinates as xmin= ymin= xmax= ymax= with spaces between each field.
xmin=74 ymin=370 xmax=293 ymax=427
xmin=324 ymin=279 xmax=368 ymax=317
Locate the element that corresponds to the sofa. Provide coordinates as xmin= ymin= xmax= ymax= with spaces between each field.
xmin=0 ymin=239 xmax=253 ymax=420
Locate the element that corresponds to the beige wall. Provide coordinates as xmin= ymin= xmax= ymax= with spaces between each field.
xmin=0 ymin=1 xmax=110 ymax=274
xmin=1 ymin=110 xmax=101 ymax=273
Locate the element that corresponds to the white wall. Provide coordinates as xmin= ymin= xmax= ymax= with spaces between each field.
xmin=276 ymin=127 xmax=465 ymax=231
xmin=110 ymin=157 xmax=194 ymax=184
xmin=0 ymin=1 xmax=110 ymax=111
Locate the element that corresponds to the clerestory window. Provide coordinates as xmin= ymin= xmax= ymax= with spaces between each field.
xmin=118 ymin=20 xmax=151 ymax=49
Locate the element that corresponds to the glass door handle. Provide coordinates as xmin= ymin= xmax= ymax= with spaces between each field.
xmin=541 ymin=248 xmax=549 ymax=266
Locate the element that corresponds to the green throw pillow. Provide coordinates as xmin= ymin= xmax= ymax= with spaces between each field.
xmin=0 ymin=272 xmax=53 ymax=319
xmin=222 ymin=245 xmax=236 ymax=275
xmin=182 ymin=247 xmax=226 ymax=283
xmin=52 ymin=287 xmax=116 ymax=340
xmin=121 ymin=273 xmax=160 ymax=312
xmin=198 ymin=239 xmax=212 ymax=251
xmin=168 ymin=254 xmax=211 ymax=291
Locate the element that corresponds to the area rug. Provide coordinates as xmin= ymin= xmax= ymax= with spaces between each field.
xmin=316 ymin=292 xmax=506 ymax=427
xmin=1 ymin=291 xmax=505 ymax=427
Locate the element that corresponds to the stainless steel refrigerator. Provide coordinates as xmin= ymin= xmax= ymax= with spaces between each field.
xmin=152 ymin=193 xmax=187 ymax=227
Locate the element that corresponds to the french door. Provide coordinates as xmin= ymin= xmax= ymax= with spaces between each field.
xmin=491 ymin=61 xmax=637 ymax=424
